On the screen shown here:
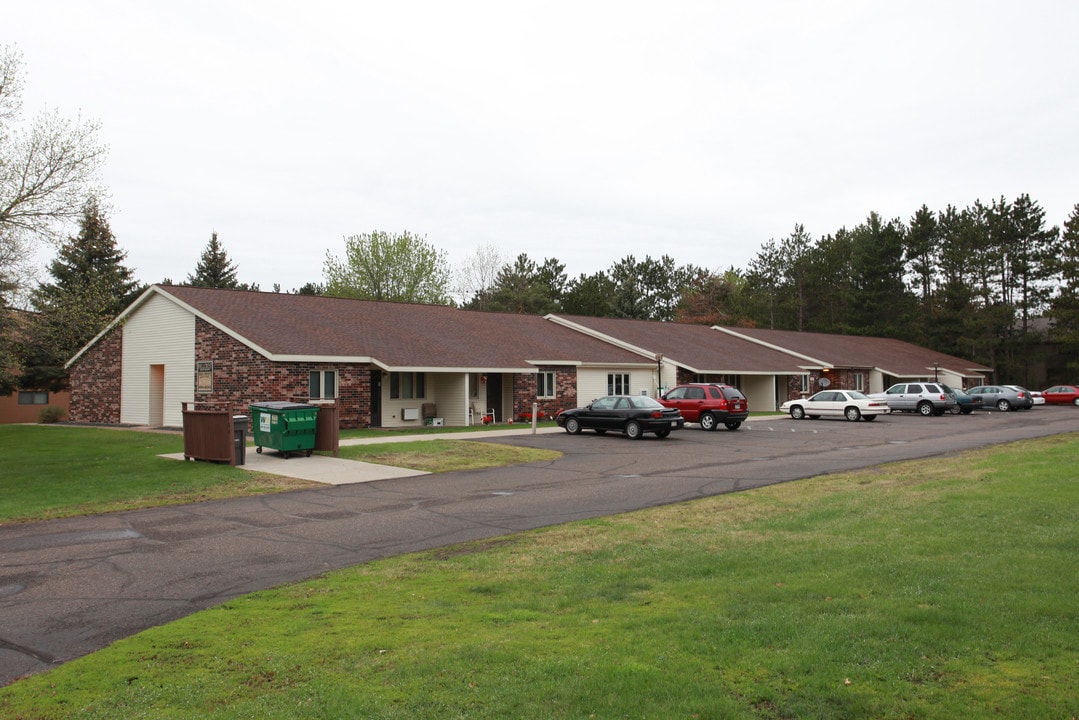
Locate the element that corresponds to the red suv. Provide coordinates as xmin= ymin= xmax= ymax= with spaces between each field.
xmin=659 ymin=383 xmax=749 ymax=431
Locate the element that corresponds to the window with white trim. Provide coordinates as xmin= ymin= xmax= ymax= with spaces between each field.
xmin=390 ymin=372 xmax=425 ymax=399
xmin=537 ymin=372 xmax=555 ymax=398
xmin=800 ymin=374 xmax=810 ymax=393
xmin=309 ymin=370 xmax=337 ymax=400
xmin=608 ymin=373 xmax=630 ymax=395
xmin=853 ymin=373 xmax=866 ymax=392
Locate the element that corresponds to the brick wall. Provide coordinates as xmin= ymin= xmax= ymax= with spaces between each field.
xmin=513 ymin=366 xmax=577 ymax=419
xmin=68 ymin=327 xmax=123 ymax=424
xmin=194 ymin=318 xmax=372 ymax=428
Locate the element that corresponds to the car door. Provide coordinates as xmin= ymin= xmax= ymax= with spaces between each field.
xmin=583 ymin=396 xmax=618 ymax=430
xmin=679 ymin=386 xmax=707 ymax=422
xmin=884 ymin=384 xmax=910 ymax=411
xmin=807 ymin=391 xmax=840 ymax=417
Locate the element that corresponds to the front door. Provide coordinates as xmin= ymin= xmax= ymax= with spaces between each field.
xmin=149 ymin=364 xmax=165 ymax=427
xmin=369 ymin=370 xmax=382 ymax=427
xmin=486 ymin=373 xmax=503 ymax=421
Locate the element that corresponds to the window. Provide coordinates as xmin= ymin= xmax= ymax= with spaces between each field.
xmin=309 ymin=370 xmax=337 ymax=400
xmin=18 ymin=391 xmax=48 ymax=405
xmin=390 ymin=372 xmax=425 ymax=399
xmin=799 ymin=375 xmax=810 ymax=393
xmin=607 ymin=373 xmax=630 ymax=395
xmin=537 ymin=372 xmax=555 ymax=398
xmin=853 ymin=373 xmax=865 ymax=392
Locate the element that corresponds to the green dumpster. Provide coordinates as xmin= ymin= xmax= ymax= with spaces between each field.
xmin=250 ymin=402 xmax=319 ymax=458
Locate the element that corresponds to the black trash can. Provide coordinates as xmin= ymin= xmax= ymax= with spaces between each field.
xmin=233 ymin=415 xmax=248 ymax=466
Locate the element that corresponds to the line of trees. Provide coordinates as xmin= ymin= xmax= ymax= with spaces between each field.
xmin=440 ymin=196 xmax=1076 ymax=386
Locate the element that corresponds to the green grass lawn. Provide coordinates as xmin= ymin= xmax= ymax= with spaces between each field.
xmin=0 ymin=425 xmax=321 ymax=523
xmin=0 ymin=426 xmax=559 ymax=523
xmin=2 ymin=429 xmax=1077 ymax=718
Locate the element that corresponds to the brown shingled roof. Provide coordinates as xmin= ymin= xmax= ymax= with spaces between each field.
xmin=548 ymin=314 xmax=809 ymax=374
xmin=159 ymin=286 xmax=650 ymax=370
xmin=717 ymin=326 xmax=992 ymax=378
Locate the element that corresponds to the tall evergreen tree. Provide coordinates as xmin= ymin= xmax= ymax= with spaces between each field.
xmin=1047 ymin=204 xmax=1079 ymax=377
xmin=561 ymin=271 xmax=615 ymax=317
xmin=479 ymin=254 xmax=565 ymax=314
xmin=187 ymin=231 xmax=242 ymax=288
xmin=846 ymin=212 xmax=915 ymax=339
xmin=21 ymin=199 xmax=141 ymax=390
xmin=905 ymin=205 xmax=940 ymax=345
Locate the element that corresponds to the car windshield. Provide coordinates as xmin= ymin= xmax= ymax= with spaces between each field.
xmin=629 ymin=396 xmax=663 ymax=409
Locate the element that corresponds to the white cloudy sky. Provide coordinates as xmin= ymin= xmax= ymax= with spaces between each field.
xmin=8 ymin=1 xmax=1079 ymax=294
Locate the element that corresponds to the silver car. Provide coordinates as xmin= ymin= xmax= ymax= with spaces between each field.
xmin=871 ymin=382 xmax=957 ymax=416
xmin=966 ymin=385 xmax=1035 ymax=412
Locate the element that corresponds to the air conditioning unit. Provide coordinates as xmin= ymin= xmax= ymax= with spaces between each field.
xmin=402 ymin=407 xmax=420 ymax=421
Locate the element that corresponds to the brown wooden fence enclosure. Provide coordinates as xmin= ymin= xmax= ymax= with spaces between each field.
xmin=181 ymin=402 xmax=238 ymax=465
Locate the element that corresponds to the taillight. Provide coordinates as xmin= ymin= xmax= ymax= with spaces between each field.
xmin=651 ymin=411 xmax=663 ymax=418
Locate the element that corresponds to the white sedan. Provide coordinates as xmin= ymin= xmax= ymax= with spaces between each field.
xmin=780 ymin=390 xmax=892 ymax=422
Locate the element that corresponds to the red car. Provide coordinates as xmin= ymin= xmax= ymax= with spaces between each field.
xmin=1041 ymin=385 xmax=1079 ymax=406
xmin=659 ymin=383 xmax=749 ymax=431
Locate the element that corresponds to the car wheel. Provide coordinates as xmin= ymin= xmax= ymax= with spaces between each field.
xmin=917 ymin=401 xmax=934 ymax=416
xmin=565 ymin=417 xmax=582 ymax=434
xmin=996 ymin=399 xmax=1012 ymax=412
xmin=655 ymin=428 xmax=671 ymax=438
xmin=624 ymin=420 xmax=643 ymax=439
xmin=724 ymin=421 xmax=742 ymax=430
xmin=699 ymin=412 xmax=718 ymax=431
xmin=949 ymin=404 xmax=962 ymax=415
xmin=845 ymin=406 xmax=861 ymax=422
xmin=1073 ymin=397 xmax=1079 ymax=406
xmin=790 ymin=406 xmax=805 ymax=420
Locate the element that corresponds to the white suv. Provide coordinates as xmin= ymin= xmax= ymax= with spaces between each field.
xmin=872 ymin=382 xmax=957 ymax=416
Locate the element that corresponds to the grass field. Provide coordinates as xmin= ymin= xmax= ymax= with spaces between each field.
xmin=1 ymin=427 xmax=1077 ymax=718
xmin=0 ymin=425 xmax=558 ymax=523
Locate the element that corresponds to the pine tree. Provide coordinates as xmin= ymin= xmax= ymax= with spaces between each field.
xmin=1048 ymin=204 xmax=1079 ymax=377
xmin=187 ymin=231 xmax=241 ymax=288
xmin=21 ymin=199 xmax=141 ymax=390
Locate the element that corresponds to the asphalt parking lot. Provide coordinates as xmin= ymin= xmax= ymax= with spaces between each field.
xmin=2 ymin=406 xmax=1078 ymax=686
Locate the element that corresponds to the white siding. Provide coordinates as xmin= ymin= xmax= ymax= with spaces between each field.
xmin=121 ymin=294 xmax=195 ymax=427
xmin=577 ymin=367 xmax=651 ymax=406
xmin=740 ymin=375 xmax=777 ymax=412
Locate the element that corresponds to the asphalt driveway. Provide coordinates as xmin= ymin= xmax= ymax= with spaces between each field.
xmin=2 ymin=408 xmax=1078 ymax=686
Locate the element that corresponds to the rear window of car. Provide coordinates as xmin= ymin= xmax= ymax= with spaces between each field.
xmin=722 ymin=387 xmax=746 ymax=399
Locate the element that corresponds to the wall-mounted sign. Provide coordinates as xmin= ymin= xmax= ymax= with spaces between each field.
xmin=196 ymin=361 xmax=213 ymax=393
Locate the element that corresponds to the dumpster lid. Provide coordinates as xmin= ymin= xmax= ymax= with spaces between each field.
xmin=250 ymin=401 xmax=318 ymax=410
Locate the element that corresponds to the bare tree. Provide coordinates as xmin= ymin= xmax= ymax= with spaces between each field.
xmin=0 ymin=45 xmax=108 ymax=246
xmin=455 ymin=241 xmax=506 ymax=308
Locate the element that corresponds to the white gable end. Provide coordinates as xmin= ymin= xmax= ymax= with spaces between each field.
xmin=121 ymin=293 xmax=196 ymax=427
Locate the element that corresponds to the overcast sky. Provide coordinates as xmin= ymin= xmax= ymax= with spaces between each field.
xmin=9 ymin=1 xmax=1079 ymax=295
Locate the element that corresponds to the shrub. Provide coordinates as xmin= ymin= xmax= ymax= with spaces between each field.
xmin=38 ymin=406 xmax=66 ymax=424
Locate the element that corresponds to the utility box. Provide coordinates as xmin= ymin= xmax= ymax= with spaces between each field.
xmin=250 ymin=402 xmax=319 ymax=458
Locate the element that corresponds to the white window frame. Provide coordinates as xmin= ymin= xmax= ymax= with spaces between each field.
xmin=853 ymin=372 xmax=866 ymax=392
xmin=608 ymin=373 xmax=630 ymax=395
xmin=800 ymin=374 xmax=810 ymax=393
xmin=309 ymin=369 xmax=338 ymax=400
xmin=537 ymin=372 xmax=555 ymax=398
xmin=390 ymin=372 xmax=425 ymax=400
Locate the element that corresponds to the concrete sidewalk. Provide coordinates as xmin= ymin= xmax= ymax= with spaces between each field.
xmin=163 ymin=425 xmax=563 ymax=486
